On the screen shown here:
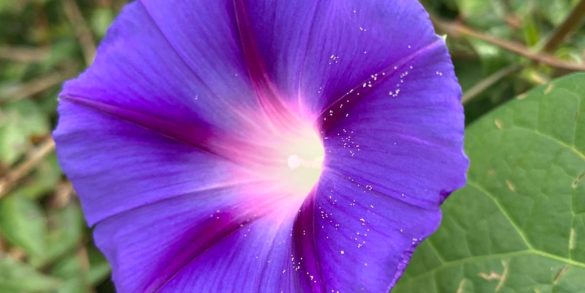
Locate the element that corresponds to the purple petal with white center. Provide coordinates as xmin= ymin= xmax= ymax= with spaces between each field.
xmin=94 ymin=180 xmax=303 ymax=292
xmin=303 ymin=50 xmax=466 ymax=292
xmin=56 ymin=102 xmax=314 ymax=292
xmin=238 ymin=0 xmax=443 ymax=115
xmin=61 ymin=1 xmax=265 ymax=146
xmin=54 ymin=0 xmax=468 ymax=292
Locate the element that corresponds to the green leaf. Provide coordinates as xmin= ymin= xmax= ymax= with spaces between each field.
xmin=394 ymin=73 xmax=585 ymax=292
xmin=90 ymin=8 xmax=114 ymax=38
xmin=18 ymin=154 xmax=62 ymax=200
xmin=0 ymin=100 xmax=49 ymax=165
xmin=44 ymin=202 xmax=84 ymax=266
xmin=87 ymin=246 xmax=111 ymax=286
xmin=0 ymin=194 xmax=47 ymax=258
xmin=454 ymin=0 xmax=501 ymax=27
xmin=51 ymin=254 xmax=86 ymax=282
xmin=0 ymin=113 xmax=26 ymax=165
xmin=56 ymin=277 xmax=87 ymax=293
xmin=0 ymin=257 xmax=59 ymax=292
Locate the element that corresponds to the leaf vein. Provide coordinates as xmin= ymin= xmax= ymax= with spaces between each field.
xmin=467 ymin=181 xmax=534 ymax=250
xmin=511 ymin=126 xmax=585 ymax=160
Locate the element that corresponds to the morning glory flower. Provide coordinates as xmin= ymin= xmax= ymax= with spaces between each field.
xmin=53 ymin=0 xmax=467 ymax=292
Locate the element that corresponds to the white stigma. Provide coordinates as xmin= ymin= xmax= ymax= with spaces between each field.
xmin=278 ymin=125 xmax=325 ymax=195
xmin=287 ymin=154 xmax=302 ymax=169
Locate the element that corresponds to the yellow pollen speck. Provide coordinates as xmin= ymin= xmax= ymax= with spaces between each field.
xmin=494 ymin=119 xmax=504 ymax=129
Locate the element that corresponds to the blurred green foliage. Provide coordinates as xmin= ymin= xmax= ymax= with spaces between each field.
xmin=422 ymin=0 xmax=585 ymax=122
xmin=0 ymin=0 xmax=583 ymax=292
xmin=0 ymin=1 xmax=123 ymax=291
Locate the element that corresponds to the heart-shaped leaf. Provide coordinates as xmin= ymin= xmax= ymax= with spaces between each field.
xmin=394 ymin=73 xmax=585 ymax=292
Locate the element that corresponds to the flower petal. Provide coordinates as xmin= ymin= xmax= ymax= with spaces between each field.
xmin=299 ymin=34 xmax=468 ymax=289
xmin=156 ymin=212 xmax=301 ymax=292
xmin=239 ymin=0 xmax=441 ymax=115
xmin=56 ymin=100 xmax=324 ymax=292
xmin=53 ymin=101 xmax=248 ymax=225
xmin=301 ymin=173 xmax=441 ymax=292
xmin=53 ymin=0 xmax=306 ymax=226
xmin=55 ymin=1 xmax=468 ymax=292
xmin=92 ymin=174 xmax=313 ymax=292
xmin=322 ymin=39 xmax=467 ymax=208
xmin=61 ymin=1 xmax=262 ymax=144
xmin=93 ymin=183 xmax=301 ymax=292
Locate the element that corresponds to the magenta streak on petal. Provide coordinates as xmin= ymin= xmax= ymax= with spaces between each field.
xmin=145 ymin=209 xmax=258 ymax=292
xmin=318 ymin=39 xmax=444 ymax=132
xmin=292 ymin=192 xmax=326 ymax=293
xmin=143 ymin=185 xmax=307 ymax=292
xmin=60 ymin=94 xmax=215 ymax=147
xmin=233 ymin=0 xmax=301 ymax=131
xmin=60 ymin=95 xmax=284 ymax=168
xmin=138 ymin=0 xmax=260 ymax=129
xmin=62 ymin=94 xmax=325 ymax=206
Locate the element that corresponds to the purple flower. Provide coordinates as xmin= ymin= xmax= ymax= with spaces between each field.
xmin=53 ymin=0 xmax=467 ymax=292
